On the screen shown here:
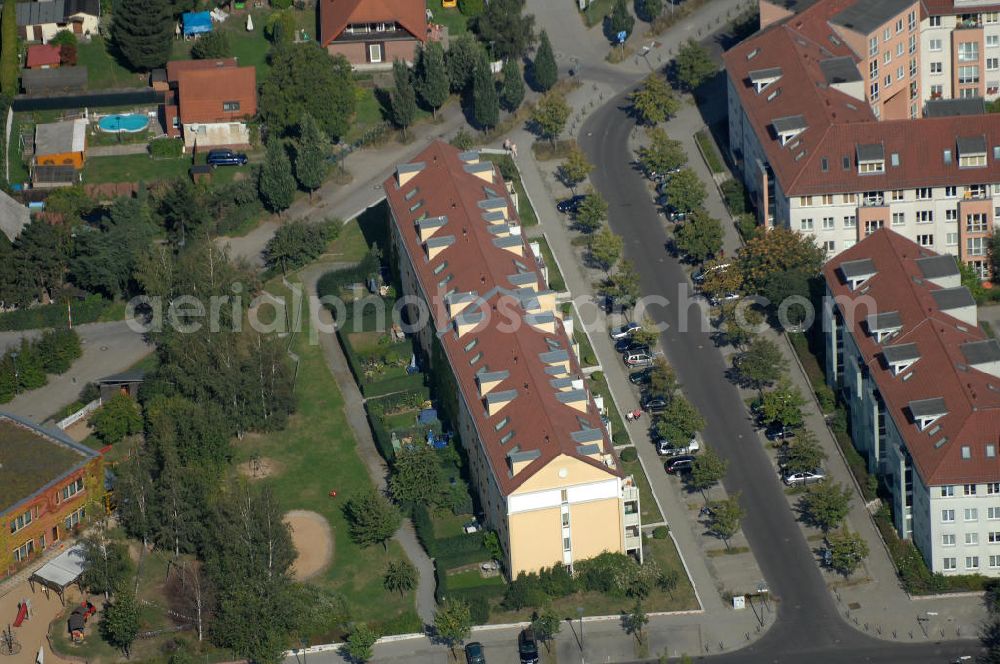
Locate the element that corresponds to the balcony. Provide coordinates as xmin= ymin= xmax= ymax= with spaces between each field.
xmin=623 ymin=479 xmax=641 ymax=528
xmin=861 ymin=195 xmax=886 ymax=207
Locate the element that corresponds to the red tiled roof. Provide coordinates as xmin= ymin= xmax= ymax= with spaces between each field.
xmin=165 ymin=58 xmax=237 ymax=83
xmin=824 ymin=229 xmax=1000 ymax=486
xmin=26 ymin=44 xmax=60 ymax=68
xmin=384 ymin=141 xmax=620 ymax=496
xmin=176 ymin=66 xmax=256 ymax=124
xmin=319 ymin=0 xmax=427 ymax=46
xmin=724 ymin=1 xmax=1000 ymax=196
xmin=922 ymin=0 xmax=1000 ymax=15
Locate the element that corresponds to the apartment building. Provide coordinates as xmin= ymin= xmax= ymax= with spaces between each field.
xmin=726 ymin=0 xmax=1000 ymax=275
xmin=383 ymin=141 xmax=641 ymax=576
xmin=823 ymin=229 xmax=1000 ymax=576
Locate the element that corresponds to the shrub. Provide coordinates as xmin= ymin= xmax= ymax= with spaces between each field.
xmin=50 ymin=29 xmax=77 ymax=46
xmin=467 ymin=596 xmax=490 ymax=624
xmin=652 ymin=526 xmax=669 ymax=540
xmin=735 ymin=213 xmax=758 ymax=241
xmin=575 ymin=551 xmax=635 ymax=597
xmin=501 ymin=572 xmax=548 ymax=610
xmin=450 ymin=129 xmax=476 ymax=151
xmin=271 ymin=0 xmax=293 ymax=9
xmin=620 ymin=446 xmax=638 ymax=462
xmin=458 ymin=0 xmax=484 ymax=16
xmin=721 ymin=179 xmax=747 ymax=214
xmin=814 ymin=383 xmax=836 ymax=414
xmin=537 ymin=563 xmax=576 ymax=597
xmin=148 ymin=137 xmax=183 ymax=159
xmin=829 ymin=406 xmax=848 ymax=434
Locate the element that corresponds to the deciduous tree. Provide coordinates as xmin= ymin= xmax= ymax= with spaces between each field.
xmin=637 ymin=0 xmax=663 ymax=21
xmin=91 ymin=393 xmax=142 ymax=444
xmin=706 ymin=494 xmax=745 ymax=549
xmin=112 ymin=0 xmax=172 ymax=70
xmin=260 ymin=45 xmax=356 ymax=140
xmin=575 ymin=187 xmax=608 ymax=233
xmin=191 ymin=30 xmax=230 ymax=59
xmin=81 ymin=538 xmax=132 ymax=599
xmin=636 ymin=127 xmax=686 ymax=176
xmin=434 ymin=598 xmax=473 ymax=659
xmin=759 ymin=378 xmax=807 ymax=430
xmin=345 ymin=623 xmax=380 ymax=662
xmin=532 ymin=29 xmax=557 ymax=91
xmin=688 ymin=447 xmax=727 ymax=496
xmin=609 ymin=0 xmax=635 ymax=38
xmin=674 ymin=210 xmax=723 ymax=262
xmin=624 ymin=600 xmax=648 ymax=643
xmin=589 ymin=225 xmax=623 ymax=274
xmin=738 ymin=337 xmax=788 ymax=392
xmin=630 ymin=75 xmax=679 ymax=125
xmin=390 ymin=59 xmax=417 ymax=138
xmin=531 ymin=92 xmax=571 ymax=146
xmin=826 ymin=528 xmax=869 ymax=576
xmin=647 ymin=357 xmax=678 ymax=400
xmin=531 ymin=605 xmax=561 ymax=652
xmin=389 ymin=443 xmax=446 ymax=506
xmin=630 ymin=316 xmax=661 ymax=349
xmin=675 ymin=38 xmax=716 ymax=91
xmin=416 ymin=41 xmax=450 ymax=117
xmin=737 ymin=227 xmax=826 ymax=293
xmin=259 ymin=140 xmax=297 ymax=214
xmin=101 ymin=583 xmax=140 ymax=658
xmin=655 ymin=395 xmax=705 ymax=446
xmin=383 ymin=560 xmax=417 ymax=597
xmin=446 ymin=34 xmax=482 ymax=92
xmin=800 ymin=481 xmax=852 ymax=532
xmin=600 ymin=259 xmax=641 ymax=311
xmin=343 ymin=490 xmax=401 ymax=550
xmin=662 ymin=168 xmax=706 ymax=213
xmin=558 ymin=145 xmax=593 ymax=193
xmin=499 ymin=57 xmax=525 ymax=112
xmin=783 ymin=428 xmax=827 ymax=474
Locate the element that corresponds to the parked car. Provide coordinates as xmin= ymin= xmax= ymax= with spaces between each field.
xmin=628 ymin=368 xmax=652 ymax=386
xmin=641 ymin=396 xmax=669 ymax=413
xmin=693 ymin=263 xmax=731 ymax=285
xmin=656 ymin=435 xmax=701 ymax=457
xmin=665 ymin=455 xmax=696 ymax=474
xmin=557 ymin=195 xmax=586 ymax=214
xmin=465 ymin=642 xmax=486 ymax=664
xmin=623 ymin=352 xmax=654 ymax=367
xmin=667 ymin=209 xmax=688 ymax=223
xmin=610 ymin=321 xmax=641 ymax=340
xmin=206 ymin=149 xmax=248 ymax=167
xmin=518 ymin=628 xmax=539 ymax=664
xmin=615 ymin=339 xmax=650 ymax=354
xmin=783 ymin=469 xmax=826 ymax=486
xmin=765 ymin=424 xmax=796 ymax=441
xmin=708 ymin=292 xmax=741 ymax=307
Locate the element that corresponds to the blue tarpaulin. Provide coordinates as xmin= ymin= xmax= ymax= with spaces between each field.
xmin=183 ymin=12 xmax=213 ymax=36
xmin=417 ymin=408 xmax=438 ymax=425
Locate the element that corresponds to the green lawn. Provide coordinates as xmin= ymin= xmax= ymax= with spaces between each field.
xmin=77 ymin=38 xmax=148 ymax=89
xmin=447 ymin=568 xmax=505 ymax=590
xmin=621 ymin=458 xmax=665 ymax=525
xmin=433 ymin=510 xmax=472 ymax=539
xmin=588 ymin=372 xmax=629 ymax=446
xmin=7 ymin=114 xmax=28 ymax=187
xmin=532 ymin=236 xmax=566 ymax=292
xmin=581 ymin=0 xmax=614 ymax=27
xmin=695 ymin=129 xmax=725 ymax=175
xmin=574 ymin=326 xmax=599 ymax=368
xmin=427 ymin=0 xmax=469 ymax=36
xmin=326 ymin=217 xmax=371 ymax=263
xmin=235 ymin=280 xmax=420 ymax=638
xmin=83 ymin=153 xmax=251 ymax=185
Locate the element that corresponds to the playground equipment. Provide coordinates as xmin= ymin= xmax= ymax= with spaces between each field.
xmin=12 ymin=600 xmax=27 ymax=628
xmin=0 ymin=625 xmax=21 ymax=656
xmin=68 ymin=601 xmax=96 ymax=643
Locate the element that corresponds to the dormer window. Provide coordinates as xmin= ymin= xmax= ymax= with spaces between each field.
xmin=773 ymin=115 xmax=807 ymax=146
xmin=958 ymin=135 xmax=988 ymax=168
xmin=857 ymin=143 xmax=885 ymax=174
xmin=839 ymin=258 xmax=877 ymax=290
xmin=866 ymin=312 xmax=902 ymax=343
xmin=749 ymin=67 xmax=782 ymax=93
xmin=222 ymin=101 xmax=240 ymax=112
xmin=909 ymin=397 xmax=948 ymax=431
xmin=883 ymin=342 xmax=919 ymax=376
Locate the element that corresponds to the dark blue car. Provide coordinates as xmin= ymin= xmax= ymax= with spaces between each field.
xmin=206 ymin=149 xmax=248 ymax=167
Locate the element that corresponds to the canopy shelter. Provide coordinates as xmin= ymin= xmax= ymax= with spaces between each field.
xmin=28 ymin=544 xmax=86 ymax=604
xmin=182 ymin=11 xmax=212 ymax=36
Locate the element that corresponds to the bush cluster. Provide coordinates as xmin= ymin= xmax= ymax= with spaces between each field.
xmin=0 ymin=328 xmax=82 ymax=402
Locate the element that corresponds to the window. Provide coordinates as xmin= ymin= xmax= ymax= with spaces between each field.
xmin=968 ymin=213 xmax=988 ymax=232
xmin=12 ymin=540 xmax=33 ymax=563
xmin=897 ymin=65 xmax=904 ymax=81
xmin=968 ymin=237 xmax=988 ymax=256
xmin=943 ymin=557 xmax=957 ymax=570
xmin=917 ymin=210 xmax=934 ymax=223
xmin=961 ymin=153 xmax=988 ymax=168
xmin=896 ymin=18 xmax=904 ymax=33
xmin=864 ymin=219 xmax=884 ymax=236
xmin=560 ymin=489 xmax=568 ymax=503
xmin=822 ymin=217 xmax=835 ymax=230
xmin=930 ymin=62 xmax=943 ymax=74
xmin=947 ymin=232 xmax=959 ymax=246
xmin=942 ymin=509 xmax=956 ymax=522
xmin=897 ymin=42 xmax=905 ymax=57
xmin=945 ymin=186 xmax=957 ymax=197
xmin=870 ymin=59 xmax=879 ymax=78
xmin=561 ymin=512 xmax=570 ymax=527
xmin=800 ymin=196 xmax=813 ymax=207
xmin=942 ymin=485 xmax=955 ymax=497
xmin=222 ymin=101 xmax=240 ymax=112
xmin=64 ymin=507 xmax=85 ymax=531
xmin=859 ymin=160 xmax=884 ymax=174
xmin=823 ymin=240 xmax=836 ymax=252
xmin=918 ymin=234 xmax=934 ymax=247
xmin=947 ymin=209 xmax=958 ymax=221
xmin=821 ymin=157 xmax=829 ymax=172
xmin=909 ymin=10 xmax=916 ymax=30
xmin=963 ymin=445 xmax=973 ymax=459
xmin=562 ymin=536 xmax=571 ymax=551
xmin=892 ymin=212 xmax=905 ymax=226
xmin=967 ymin=532 xmax=980 ymax=545
xmin=959 ymin=42 xmax=980 ymax=62
xmin=990 ymin=35 xmax=1000 ymax=48
xmin=870 ymin=81 xmax=880 ymax=101
xmin=61 ymin=478 xmax=83 ymax=501
xmin=930 ymin=16 xmax=942 ymax=27
xmin=368 ymin=43 xmax=383 ymax=63
xmin=884 ymin=74 xmax=892 ymax=87
xmin=884 ymin=28 xmax=891 ymax=42
xmin=845 ymin=193 xmax=858 ymax=203
xmin=990 ymin=58 xmax=1000 ymax=71
xmin=844 ymin=215 xmax=857 ymax=229
xmin=800 ymin=218 xmax=814 ymax=231
xmin=931 ymin=84 xmax=944 ymax=97
xmin=959 ymin=65 xmax=981 ymax=84
xmin=917 ymin=187 xmax=932 ymax=200
xmin=884 ymin=51 xmax=891 ymax=65
xmin=822 ymin=194 xmax=834 ymax=205
xmin=991 ymin=555 xmax=1000 ymax=568
xmin=943 ymin=533 xmax=956 ymax=546
xmin=966 ymin=508 xmax=980 ymax=521
xmin=909 ymin=35 xmax=917 ymax=55
xmin=870 ymin=36 xmax=879 ymax=56
xmin=9 ymin=509 xmax=31 ymax=534
xmin=967 ymin=556 xmax=981 ymax=570
xmin=930 ymin=38 xmax=943 ymax=51
xmin=990 ymin=506 xmax=1000 ymax=520
xmin=988 ymin=12 xmax=999 ymax=24
xmin=990 ymin=446 xmax=998 ymax=460
xmin=991 ymin=531 xmax=1000 ymax=543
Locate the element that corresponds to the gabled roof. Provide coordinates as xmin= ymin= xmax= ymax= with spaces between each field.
xmin=824 ymin=230 xmax=1000 ymax=486
xmin=176 ymin=65 xmax=257 ymax=124
xmin=26 ymin=44 xmax=61 ymax=68
xmin=319 ymin=0 xmax=427 ymax=46
xmin=384 ymin=141 xmax=620 ymax=496
xmin=16 ymin=0 xmax=98 ymax=26
xmin=166 ymin=58 xmax=237 ymax=83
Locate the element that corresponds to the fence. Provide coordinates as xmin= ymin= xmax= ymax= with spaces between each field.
xmin=12 ymin=88 xmax=163 ymax=113
xmin=56 ymin=398 xmax=101 ymax=430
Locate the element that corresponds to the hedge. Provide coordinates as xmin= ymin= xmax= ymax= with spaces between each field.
xmin=0 ymin=0 xmax=17 ymax=96
xmin=0 ymin=295 xmax=117 ymax=331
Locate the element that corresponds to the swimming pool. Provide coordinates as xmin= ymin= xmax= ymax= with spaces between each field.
xmin=97 ymin=113 xmax=149 ymax=133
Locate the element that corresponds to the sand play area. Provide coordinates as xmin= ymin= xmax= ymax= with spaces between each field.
xmin=238 ymin=455 xmax=284 ymax=480
xmin=284 ymin=510 xmax=333 ymax=581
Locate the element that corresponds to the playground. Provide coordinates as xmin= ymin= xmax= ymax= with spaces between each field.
xmin=0 ymin=575 xmax=78 ymax=664
xmin=284 ymin=510 xmax=334 ymax=581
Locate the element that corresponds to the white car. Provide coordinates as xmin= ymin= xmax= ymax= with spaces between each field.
xmin=693 ymin=263 xmax=731 ymax=285
xmin=610 ymin=322 xmax=641 ymax=340
xmin=783 ymin=469 xmax=826 ymax=486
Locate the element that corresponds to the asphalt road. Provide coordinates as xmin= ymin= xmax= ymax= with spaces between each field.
xmin=577 ymin=91 xmax=982 ymax=663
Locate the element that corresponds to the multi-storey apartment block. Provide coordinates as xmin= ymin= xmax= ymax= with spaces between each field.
xmin=727 ymin=0 xmax=1000 ymax=274
xmin=824 ymin=229 xmax=1000 ymax=576
xmin=384 ymin=141 xmax=641 ymax=576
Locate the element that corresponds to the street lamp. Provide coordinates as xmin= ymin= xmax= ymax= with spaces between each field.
xmin=10 ymin=351 xmax=18 ymax=385
xmin=576 ymin=606 xmax=584 ymax=652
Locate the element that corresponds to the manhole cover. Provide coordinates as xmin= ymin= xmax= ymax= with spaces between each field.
xmin=848 ymin=602 xmax=861 ymax=610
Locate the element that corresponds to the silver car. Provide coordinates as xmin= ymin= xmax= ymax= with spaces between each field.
xmin=783 ymin=469 xmax=826 ymax=486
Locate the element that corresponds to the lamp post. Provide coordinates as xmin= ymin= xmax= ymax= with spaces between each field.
xmin=10 ymin=351 xmax=18 ymax=386
xmin=576 ymin=606 xmax=584 ymax=653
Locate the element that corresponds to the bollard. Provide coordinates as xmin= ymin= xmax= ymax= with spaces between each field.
xmin=853 ymin=617 xmax=859 ymax=625
xmin=957 ymin=627 xmax=961 ymax=637
xmin=876 ymin=626 xmax=881 ymax=635
xmin=940 ymin=630 xmax=945 ymax=638
xmin=756 ymin=625 xmax=761 ymax=634
xmin=746 ymin=632 xmax=750 ymax=641
xmin=718 ymin=641 xmax=723 ymax=651
xmin=892 ymin=631 xmax=897 ymax=638
xmin=864 ymin=623 xmax=868 ymax=632
xmin=909 ymin=631 xmax=914 ymax=639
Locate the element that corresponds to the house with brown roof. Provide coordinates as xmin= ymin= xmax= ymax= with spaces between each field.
xmin=385 ymin=141 xmax=642 ymax=576
xmin=319 ymin=0 xmax=428 ymax=69
xmin=824 ymin=229 xmax=1000 ymax=576
xmin=160 ymin=59 xmax=256 ymax=150
xmin=725 ymin=0 xmax=1000 ymax=276
xmin=26 ymin=44 xmax=61 ymax=69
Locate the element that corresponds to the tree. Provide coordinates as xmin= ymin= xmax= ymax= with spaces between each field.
xmin=655 ymin=395 xmax=705 ymax=445
xmin=638 ymin=0 xmax=663 ymax=22
xmin=81 ymin=538 xmax=132 ymax=599
xmin=389 ymin=443 xmax=446 ymax=506
xmin=800 ymin=482 xmax=852 ymax=532
xmin=499 ymin=57 xmax=525 ymax=112
xmin=293 ymin=116 xmax=331 ymax=202
xmin=191 ymin=31 xmax=231 ymax=59
xmin=531 ymin=606 xmax=561 ymax=653
xmin=738 ymin=337 xmax=788 ymax=392
xmin=390 ymin=59 xmax=418 ymax=137
xmin=662 ymin=168 xmax=706 ymax=213
xmin=415 ymin=42 xmax=450 ymax=117
xmin=630 ymin=75 xmax=680 ymax=125
xmin=13 ymin=220 xmax=69 ymax=305
xmin=266 ymin=219 xmax=337 ymax=274
xmin=706 ymin=495 xmax=745 ymax=549
xmin=472 ymin=51 xmax=500 ymax=130
xmin=737 ymin=227 xmax=826 ymax=293
xmin=674 ymin=210 xmax=723 ymax=262
xmin=532 ymin=29 xmax=557 ymax=91
xmin=49 ymin=29 xmax=76 ymax=47
xmin=688 ymin=447 xmax=727 ymax=496
xmin=558 ymin=145 xmax=593 ymax=193
xmin=721 ymin=303 xmax=764 ymax=350
xmin=265 ymin=9 xmax=296 ymax=44
xmin=589 ymin=225 xmax=623 ymax=274
xmin=826 ymin=528 xmax=869 ymax=576
xmin=636 ymin=127 xmax=686 ymax=176
xmin=473 ymin=0 xmax=536 ymax=60
xmin=630 ymin=316 xmax=661 ymax=349
xmin=260 ymin=45 xmax=356 ymax=139
xmin=115 ymin=448 xmax=155 ymax=547
xmin=609 ymin=0 xmax=635 ymax=39
xmin=344 ymin=623 xmax=380 ymax=662
xmin=783 ymin=428 xmax=827 ymax=474
xmin=675 ymin=38 xmax=716 ymax=91
xmin=343 ymin=490 xmax=401 ymax=550
xmin=101 ymin=584 xmax=140 ymax=658
xmin=601 ymin=259 xmax=641 ymax=311
xmin=762 ymin=268 xmax=813 ymax=326
xmin=158 ymin=179 xmax=209 ymax=247
xmin=531 ymin=92 xmax=571 ymax=146
xmin=575 ymin=187 xmax=608 ymax=233
xmin=91 ymin=394 xmax=142 ymax=444
xmin=647 ymin=357 xmax=678 ymax=399
xmin=990 ymin=229 xmax=1000 ymax=280
xmin=434 ymin=598 xmax=473 ymax=659
xmin=112 ymin=0 xmax=172 ymax=70
xmin=259 ymin=140 xmax=297 ymax=214
xmin=446 ymin=33 xmax=482 ymax=92
xmin=383 ymin=560 xmax=417 ymax=598
xmin=71 ymin=196 xmax=156 ymax=298
xmin=759 ymin=378 xmax=807 ymax=430
xmin=624 ymin=600 xmax=648 ymax=643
